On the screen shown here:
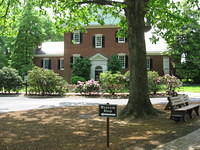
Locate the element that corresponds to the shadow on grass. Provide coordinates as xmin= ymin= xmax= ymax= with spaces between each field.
xmin=0 ymin=105 xmax=200 ymax=150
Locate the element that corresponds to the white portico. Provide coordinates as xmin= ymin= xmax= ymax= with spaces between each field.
xmin=89 ymin=53 xmax=108 ymax=80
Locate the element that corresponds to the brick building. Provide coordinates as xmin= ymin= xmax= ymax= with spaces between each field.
xmin=34 ymin=25 xmax=171 ymax=82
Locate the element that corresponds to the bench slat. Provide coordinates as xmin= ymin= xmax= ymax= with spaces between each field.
xmin=176 ymin=104 xmax=199 ymax=111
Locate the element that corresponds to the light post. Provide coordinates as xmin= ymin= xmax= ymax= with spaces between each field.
xmin=181 ymin=53 xmax=186 ymax=64
xmin=24 ymin=75 xmax=28 ymax=95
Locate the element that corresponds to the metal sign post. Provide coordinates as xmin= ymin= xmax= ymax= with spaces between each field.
xmin=99 ymin=103 xmax=117 ymax=148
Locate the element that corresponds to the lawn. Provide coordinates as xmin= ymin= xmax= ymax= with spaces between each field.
xmin=0 ymin=104 xmax=200 ymax=150
xmin=178 ymin=85 xmax=200 ymax=93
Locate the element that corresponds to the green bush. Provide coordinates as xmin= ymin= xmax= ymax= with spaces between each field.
xmin=100 ymin=71 xmax=125 ymax=95
xmin=71 ymin=75 xmax=86 ymax=84
xmin=0 ymin=67 xmax=23 ymax=93
xmin=28 ymin=66 xmax=67 ymax=95
xmin=148 ymin=71 xmax=163 ymax=94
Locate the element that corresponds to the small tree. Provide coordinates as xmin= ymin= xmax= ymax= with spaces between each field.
xmin=108 ymin=56 xmax=122 ymax=73
xmin=72 ymin=58 xmax=91 ymax=81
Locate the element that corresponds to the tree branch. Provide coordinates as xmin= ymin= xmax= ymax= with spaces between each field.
xmin=78 ymin=0 xmax=126 ymax=6
xmin=0 ymin=0 xmax=10 ymax=18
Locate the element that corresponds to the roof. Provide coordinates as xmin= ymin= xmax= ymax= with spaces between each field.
xmin=35 ymin=41 xmax=64 ymax=57
xmin=145 ymin=31 xmax=168 ymax=54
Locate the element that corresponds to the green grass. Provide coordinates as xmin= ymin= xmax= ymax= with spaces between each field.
xmin=178 ymin=85 xmax=200 ymax=93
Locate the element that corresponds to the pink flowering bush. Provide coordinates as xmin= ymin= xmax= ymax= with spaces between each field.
xmin=148 ymin=71 xmax=163 ymax=94
xmin=75 ymin=80 xmax=100 ymax=95
xmin=162 ymin=74 xmax=182 ymax=96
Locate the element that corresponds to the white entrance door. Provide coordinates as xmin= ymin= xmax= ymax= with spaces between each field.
xmin=89 ymin=53 xmax=108 ymax=80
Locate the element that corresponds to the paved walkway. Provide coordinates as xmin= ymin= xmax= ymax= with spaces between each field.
xmin=154 ymin=128 xmax=200 ymax=150
xmin=0 ymin=94 xmax=168 ymax=113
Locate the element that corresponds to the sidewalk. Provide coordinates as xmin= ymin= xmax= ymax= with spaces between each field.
xmin=154 ymin=128 xmax=200 ymax=150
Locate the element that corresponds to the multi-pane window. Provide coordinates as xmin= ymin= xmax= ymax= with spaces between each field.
xmin=118 ymin=54 xmax=126 ymax=69
xmin=43 ymin=58 xmax=50 ymax=69
xmin=118 ymin=37 xmax=126 ymax=43
xmin=72 ymin=31 xmax=80 ymax=44
xmin=95 ymin=34 xmax=103 ymax=48
xmin=73 ymin=54 xmax=80 ymax=64
xmin=60 ymin=58 xmax=64 ymax=70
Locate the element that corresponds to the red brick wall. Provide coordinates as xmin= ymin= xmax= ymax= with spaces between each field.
xmin=64 ymin=27 xmax=129 ymax=81
xmin=33 ymin=57 xmax=65 ymax=78
xmin=64 ymin=27 xmax=169 ymax=82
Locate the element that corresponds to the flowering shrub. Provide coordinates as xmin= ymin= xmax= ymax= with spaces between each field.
xmin=99 ymin=72 xmax=125 ymax=95
xmin=75 ymin=80 xmax=100 ymax=95
xmin=162 ymin=74 xmax=182 ymax=96
xmin=148 ymin=71 xmax=163 ymax=94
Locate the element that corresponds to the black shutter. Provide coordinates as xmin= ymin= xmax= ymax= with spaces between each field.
xmin=93 ymin=36 xmax=95 ymax=48
xmin=70 ymin=56 xmax=73 ymax=68
xmin=125 ymin=37 xmax=128 ymax=43
xmin=80 ymin=32 xmax=82 ymax=44
xmin=70 ymin=56 xmax=73 ymax=64
xmin=150 ymin=58 xmax=153 ymax=70
xmin=58 ymin=59 xmax=60 ymax=70
xmin=71 ymin=33 xmax=73 ymax=43
xmin=41 ymin=59 xmax=43 ymax=68
xmin=115 ymin=31 xmax=118 ymax=43
xmin=125 ymin=55 xmax=128 ymax=69
xmin=102 ymin=35 xmax=105 ymax=48
xmin=49 ymin=59 xmax=51 ymax=69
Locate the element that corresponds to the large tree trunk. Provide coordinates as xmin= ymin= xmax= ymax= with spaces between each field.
xmin=120 ymin=0 xmax=157 ymax=118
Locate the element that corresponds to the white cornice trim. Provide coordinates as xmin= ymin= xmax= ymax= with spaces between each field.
xmin=146 ymin=51 xmax=167 ymax=55
xmin=87 ymin=25 xmax=117 ymax=29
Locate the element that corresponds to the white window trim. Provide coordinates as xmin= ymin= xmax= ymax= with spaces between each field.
xmin=118 ymin=53 xmax=126 ymax=69
xmin=95 ymin=34 xmax=103 ymax=48
xmin=60 ymin=58 xmax=64 ymax=70
xmin=43 ymin=58 xmax=49 ymax=69
xmin=72 ymin=54 xmax=80 ymax=64
xmin=73 ymin=31 xmax=80 ymax=44
xmin=146 ymin=57 xmax=150 ymax=71
xmin=118 ymin=37 xmax=126 ymax=43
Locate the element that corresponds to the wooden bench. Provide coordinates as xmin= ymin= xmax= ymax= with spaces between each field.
xmin=167 ymin=94 xmax=200 ymax=122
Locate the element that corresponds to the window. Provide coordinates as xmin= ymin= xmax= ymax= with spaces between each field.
xmin=43 ymin=58 xmax=51 ymax=69
xmin=72 ymin=31 xmax=80 ymax=44
xmin=59 ymin=58 xmax=64 ymax=70
xmin=118 ymin=37 xmax=126 ymax=43
xmin=146 ymin=57 xmax=151 ymax=71
xmin=118 ymin=54 xmax=126 ymax=69
xmin=95 ymin=34 xmax=103 ymax=48
xmin=73 ymin=54 xmax=80 ymax=64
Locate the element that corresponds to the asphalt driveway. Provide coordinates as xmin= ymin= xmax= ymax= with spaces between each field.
xmin=0 ymin=92 xmax=199 ymax=113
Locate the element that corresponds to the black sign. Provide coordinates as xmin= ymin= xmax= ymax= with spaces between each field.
xmin=99 ymin=104 xmax=117 ymax=117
